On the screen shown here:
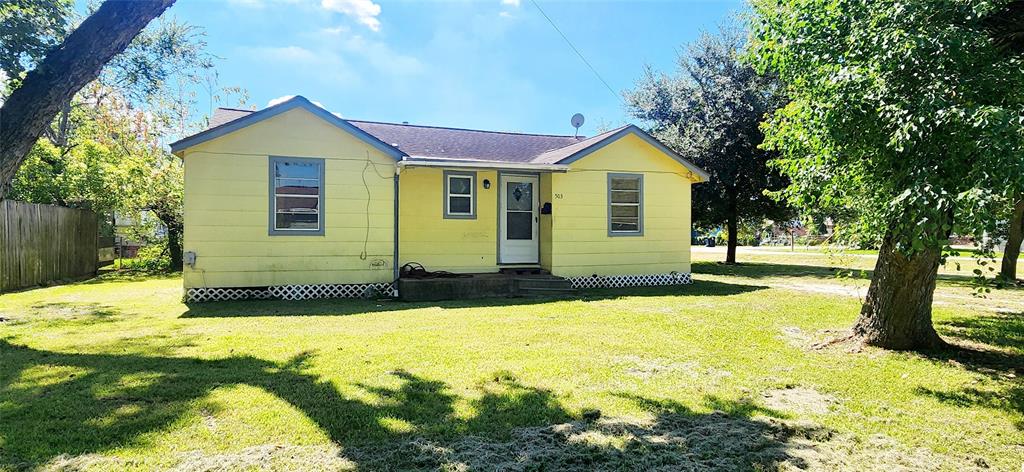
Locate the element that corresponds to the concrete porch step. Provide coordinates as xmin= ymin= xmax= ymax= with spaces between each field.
xmin=514 ymin=277 xmax=573 ymax=290
xmin=499 ymin=267 xmax=550 ymax=276
xmin=397 ymin=273 xmax=576 ymax=301
xmin=518 ymin=286 xmax=578 ymax=298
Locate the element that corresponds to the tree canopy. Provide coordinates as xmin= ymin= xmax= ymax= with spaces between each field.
xmin=627 ymin=24 xmax=790 ymax=263
xmin=1 ymin=0 xmax=236 ymax=270
xmin=748 ymin=0 xmax=1024 ymax=349
xmin=0 ymin=0 xmax=73 ymax=78
xmin=0 ymin=0 xmax=176 ymax=197
xmin=750 ymin=0 xmax=1024 ymax=254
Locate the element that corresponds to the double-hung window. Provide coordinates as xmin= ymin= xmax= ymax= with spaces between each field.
xmin=444 ymin=171 xmax=476 ymax=219
xmin=270 ymin=156 xmax=325 ymax=235
xmin=608 ymin=173 xmax=643 ymax=236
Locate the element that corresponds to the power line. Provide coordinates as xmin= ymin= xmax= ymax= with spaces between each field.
xmin=529 ymin=0 xmax=622 ymax=103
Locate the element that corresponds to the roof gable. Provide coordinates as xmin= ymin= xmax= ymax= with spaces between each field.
xmin=169 ymin=96 xmax=407 ymax=160
xmin=169 ymin=96 xmax=708 ymax=181
xmin=532 ymin=125 xmax=709 ymax=181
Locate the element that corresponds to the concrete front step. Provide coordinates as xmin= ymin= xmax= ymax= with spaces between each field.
xmin=397 ymin=273 xmax=576 ymax=301
xmin=514 ymin=277 xmax=573 ymax=290
xmin=518 ymin=286 xmax=577 ymax=297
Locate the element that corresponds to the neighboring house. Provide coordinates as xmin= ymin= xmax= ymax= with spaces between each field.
xmin=113 ymin=211 xmax=166 ymax=258
xmin=170 ymin=96 xmax=708 ymax=301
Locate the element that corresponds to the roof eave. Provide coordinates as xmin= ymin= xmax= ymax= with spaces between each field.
xmin=554 ymin=125 xmax=710 ymax=182
xmin=398 ymin=157 xmax=569 ymax=172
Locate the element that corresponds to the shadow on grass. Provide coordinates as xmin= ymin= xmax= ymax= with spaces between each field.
xmin=181 ymin=279 xmax=768 ymax=318
xmin=914 ymin=313 xmax=1024 ymax=429
xmin=81 ymin=270 xmax=182 ymax=284
xmin=0 ymin=339 xmax=825 ymax=470
xmin=693 ymin=261 xmax=1022 ymax=291
xmin=937 ymin=312 xmax=1024 ymax=354
xmin=693 ymin=261 xmax=853 ymax=280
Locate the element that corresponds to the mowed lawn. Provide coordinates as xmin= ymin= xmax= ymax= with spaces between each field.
xmin=1 ymin=255 xmax=1021 ymax=471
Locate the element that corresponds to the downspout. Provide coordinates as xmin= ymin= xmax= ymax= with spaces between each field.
xmin=393 ymin=169 xmax=400 ymax=283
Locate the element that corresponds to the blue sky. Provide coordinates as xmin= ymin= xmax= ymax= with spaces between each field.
xmin=165 ymin=0 xmax=742 ymax=137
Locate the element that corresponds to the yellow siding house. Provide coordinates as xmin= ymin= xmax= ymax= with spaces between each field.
xmin=171 ymin=96 xmax=708 ymax=301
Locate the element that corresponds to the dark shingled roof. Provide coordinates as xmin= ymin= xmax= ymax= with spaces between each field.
xmin=347 ymin=120 xmax=583 ymax=163
xmin=174 ymin=97 xmax=707 ymax=180
xmin=208 ymin=107 xmax=585 ymax=163
xmin=532 ymin=125 xmax=630 ymax=164
xmin=210 ymin=108 xmax=256 ymax=128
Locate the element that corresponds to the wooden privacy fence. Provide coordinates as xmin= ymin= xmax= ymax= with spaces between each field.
xmin=1 ymin=200 xmax=98 ymax=292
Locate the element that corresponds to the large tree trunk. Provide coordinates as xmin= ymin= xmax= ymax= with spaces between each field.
xmin=852 ymin=225 xmax=949 ymax=350
xmin=165 ymin=221 xmax=183 ymax=271
xmin=725 ymin=190 xmax=738 ymax=264
xmin=0 ymin=0 xmax=175 ymax=196
xmin=1000 ymin=197 xmax=1024 ymax=281
xmin=726 ymin=216 xmax=738 ymax=264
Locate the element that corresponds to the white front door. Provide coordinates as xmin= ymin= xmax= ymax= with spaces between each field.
xmin=499 ymin=174 xmax=540 ymax=264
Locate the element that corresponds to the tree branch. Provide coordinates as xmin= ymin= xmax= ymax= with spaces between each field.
xmin=0 ymin=0 xmax=176 ymax=196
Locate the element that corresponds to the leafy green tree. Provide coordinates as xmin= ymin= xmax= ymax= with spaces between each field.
xmin=0 ymin=0 xmax=175 ymax=196
xmin=143 ymin=157 xmax=183 ymax=270
xmin=627 ymin=25 xmax=790 ymax=263
xmin=3 ymin=4 xmax=227 ymax=270
xmin=7 ymin=138 xmax=149 ymax=214
xmin=983 ymin=1 xmax=1024 ymax=282
xmin=749 ymin=0 xmax=1024 ymax=349
xmin=0 ymin=0 xmax=73 ymax=78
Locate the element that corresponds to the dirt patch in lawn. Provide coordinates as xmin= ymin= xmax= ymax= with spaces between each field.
xmin=36 ymin=414 xmax=989 ymax=471
xmin=37 ymin=445 xmax=356 ymax=471
xmin=762 ymin=387 xmax=836 ymax=415
xmin=346 ymin=413 xmax=988 ymax=471
xmin=173 ymin=444 xmax=354 ymax=472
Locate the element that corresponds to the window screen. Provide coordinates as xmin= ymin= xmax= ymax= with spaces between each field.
xmin=609 ymin=174 xmax=642 ymax=235
xmin=271 ymin=157 xmax=324 ymax=234
xmin=444 ymin=171 xmax=476 ymax=218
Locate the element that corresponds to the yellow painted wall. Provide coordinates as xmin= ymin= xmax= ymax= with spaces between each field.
xmin=549 ymin=133 xmax=694 ymax=277
xmin=539 ymin=172 xmax=553 ymax=271
xmin=398 ymin=167 xmax=500 ymax=272
xmin=182 ymin=107 xmax=396 ymax=288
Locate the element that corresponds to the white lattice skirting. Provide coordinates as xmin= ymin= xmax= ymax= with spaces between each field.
xmin=185 ymin=282 xmax=397 ymax=302
xmin=567 ymin=272 xmax=693 ymax=290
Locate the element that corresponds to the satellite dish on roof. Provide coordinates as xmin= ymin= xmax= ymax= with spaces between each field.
xmin=570 ymin=113 xmax=585 ymax=137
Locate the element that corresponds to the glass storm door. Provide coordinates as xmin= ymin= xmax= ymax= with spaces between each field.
xmin=499 ymin=174 xmax=540 ymax=264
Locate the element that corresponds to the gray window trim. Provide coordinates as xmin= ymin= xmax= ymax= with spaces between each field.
xmin=608 ymin=172 xmax=644 ymax=237
xmin=269 ymin=155 xmax=326 ymax=236
xmin=443 ymin=170 xmax=477 ymax=219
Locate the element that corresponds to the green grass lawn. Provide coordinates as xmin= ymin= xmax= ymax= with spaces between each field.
xmin=1 ymin=258 xmax=1021 ymax=471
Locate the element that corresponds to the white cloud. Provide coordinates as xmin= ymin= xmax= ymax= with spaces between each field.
xmin=242 ymin=44 xmax=359 ymax=86
xmin=321 ymin=0 xmax=382 ymax=32
xmin=267 ymin=95 xmax=326 ymax=109
xmin=252 ymin=45 xmax=319 ymax=63
xmin=267 ymin=95 xmax=296 ymax=106
xmin=501 ymin=0 xmax=521 ymax=7
xmin=499 ymin=11 xmax=513 ymax=18
xmin=339 ymin=34 xmax=424 ymax=76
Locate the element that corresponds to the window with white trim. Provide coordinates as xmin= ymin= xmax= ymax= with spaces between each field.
xmin=608 ymin=173 xmax=643 ymax=235
xmin=271 ymin=157 xmax=324 ymax=234
xmin=444 ymin=171 xmax=476 ymax=219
